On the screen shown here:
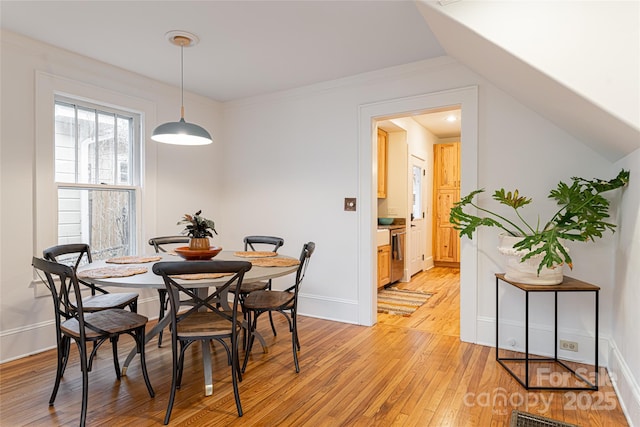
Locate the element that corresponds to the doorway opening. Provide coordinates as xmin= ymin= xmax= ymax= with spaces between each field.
xmin=374 ymin=108 xmax=461 ymax=334
xmin=376 ymin=108 xmax=461 ymax=280
xmin=357 ymin=86 xmax=478 ymax=344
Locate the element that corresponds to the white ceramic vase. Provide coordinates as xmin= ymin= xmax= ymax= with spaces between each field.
xmin=497 ymin=234 xmax=565 ymax=285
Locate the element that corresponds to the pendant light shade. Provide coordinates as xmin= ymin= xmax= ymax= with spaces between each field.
xmin=152 ymin=118 xmax=212 ymax=146
xmin=152 ymin=31 xmax=212 ymax=146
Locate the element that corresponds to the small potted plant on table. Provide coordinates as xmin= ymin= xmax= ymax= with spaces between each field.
xmin=449 ymin=170 xmax=629 ymax=284
xmin=178 ymin=210 xmax=218 ymax=250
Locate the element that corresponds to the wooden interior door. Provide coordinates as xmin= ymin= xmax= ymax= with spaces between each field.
xmin=433 ymin=143 xmax=460 ymax=265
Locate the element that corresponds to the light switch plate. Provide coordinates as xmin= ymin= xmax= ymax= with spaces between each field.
xmin=344 ymin=198 xmax=356 ymax=211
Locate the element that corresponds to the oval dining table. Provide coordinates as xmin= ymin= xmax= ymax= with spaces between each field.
xmin=77 ymin=250 xmax=299 ymax=396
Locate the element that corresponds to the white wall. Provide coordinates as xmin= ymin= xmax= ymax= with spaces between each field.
xmin=611 ymin=148 xmax=640 ymax=425
xmin=0 ymin=30 xmax=222 ymax=362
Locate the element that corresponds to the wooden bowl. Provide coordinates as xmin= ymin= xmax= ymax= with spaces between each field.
xmin=174 ymin=246 xmax=222 ymax=260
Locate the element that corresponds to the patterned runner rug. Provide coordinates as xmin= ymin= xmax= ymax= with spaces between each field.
xmin=377 ymin=287 xmax=433 ymax=317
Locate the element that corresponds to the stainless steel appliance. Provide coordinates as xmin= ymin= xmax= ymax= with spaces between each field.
xmin=390 ymin=227 xmax=405 ymax=283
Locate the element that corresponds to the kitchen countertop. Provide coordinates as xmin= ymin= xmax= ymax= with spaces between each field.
xmin=377 ymin=224 xmax=406 ymax=230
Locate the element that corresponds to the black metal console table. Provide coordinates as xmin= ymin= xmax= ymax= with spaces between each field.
xmin=495 ymin=273 xmax=599 ymax=390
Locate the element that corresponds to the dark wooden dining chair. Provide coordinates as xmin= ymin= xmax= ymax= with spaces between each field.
xmin=32 ymin=257 xmax=154 ymax=427
xmin=43 ymin=243 xmax=139 ymax=313
xmin=243 ymin=235 xmax=285 ymax=253
xmin=231 ymin=235 xmax=285 ymax=339
xmin=152 ymin=260 xmax=252 ymax=424
xmin=148 ymin=235 xmax=190 ymax=347
xmin=242 ymin=241 xmax=315 ymax=373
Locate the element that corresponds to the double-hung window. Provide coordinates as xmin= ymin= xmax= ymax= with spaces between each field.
xmin=53 ymin=97 xmax=140 ymax=260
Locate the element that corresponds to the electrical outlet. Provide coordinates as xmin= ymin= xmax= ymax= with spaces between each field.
xmin=560 ymin=340 xmax=578 ymax=352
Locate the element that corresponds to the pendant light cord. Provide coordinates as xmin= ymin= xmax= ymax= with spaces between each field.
xmin=180 ymin=42 xmax=185 ymax=120
xmin=170 ymin=34 xmax=192 ymax=121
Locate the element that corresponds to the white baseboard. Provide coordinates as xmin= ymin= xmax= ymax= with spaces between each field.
xmin=476 ymin=316 xmax=609 ymax=366
xmin=298 ymin=293 xmax=359 ymax=324
xmin=608 ymin=339 xmax=640 ymax=427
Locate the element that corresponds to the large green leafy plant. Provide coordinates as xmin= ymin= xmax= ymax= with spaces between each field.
xmin=450 ymin=170 xmax=629 ymax=274
xmin=177 ymin=210 xmax=218 ymax=238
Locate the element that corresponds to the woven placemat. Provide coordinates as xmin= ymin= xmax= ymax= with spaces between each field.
xmin=106 ymin=255 xmax=161 ymax=264
xmin=233 ymin=251 xmax=277 ymax=258
xmin=250 ymin=257 xmax=300 ymax=267
xmin=171 ymin=272 xmax=233 ymax=280
xmin=78 ymin=266 xmax=148 ymax=279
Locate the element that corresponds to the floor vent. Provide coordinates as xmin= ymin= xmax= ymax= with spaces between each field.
xmin=510 ymin=410 xmax=579 ymax=427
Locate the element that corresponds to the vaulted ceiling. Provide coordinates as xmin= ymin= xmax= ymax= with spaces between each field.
xmin=1 ymin=0 xmax=638 ymax=160
xmin=417 ymin=1 xmax=639 ymax=162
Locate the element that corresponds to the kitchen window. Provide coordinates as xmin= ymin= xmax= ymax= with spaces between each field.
xmin=53 ymin=98 xmax=141 ymax=260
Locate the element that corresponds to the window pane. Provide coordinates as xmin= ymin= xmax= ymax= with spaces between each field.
xmin=98 ymin=112 xmax=115 ymax=184
xmin=77 ymin=107 xmax=97 ymax=184
xmin=58 ymin=187 xmax=135 ymax=260
xmin=54 ymin=103 xmax=77 ymax=183
xmin=117 ymin=116 xmax=132 ymax=185
xmin=412 ymin=165 xmax=422 ymax=220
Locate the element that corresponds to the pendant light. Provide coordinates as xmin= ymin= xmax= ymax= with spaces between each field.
xmin=152 ymin=31 xmax=212 ymax=146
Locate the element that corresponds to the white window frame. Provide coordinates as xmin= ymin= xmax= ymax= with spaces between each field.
xmin=54 ymin=97 xmax=140 ymax=256
xmin=35 ymin=71 xmax=158 ymax=257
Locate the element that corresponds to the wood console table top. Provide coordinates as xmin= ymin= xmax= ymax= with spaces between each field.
xmin=495 ymin=273 xmax=600 ymax=292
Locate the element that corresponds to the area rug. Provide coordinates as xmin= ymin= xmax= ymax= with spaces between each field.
xmin=377 ymin=287 xmax=433 ymax=317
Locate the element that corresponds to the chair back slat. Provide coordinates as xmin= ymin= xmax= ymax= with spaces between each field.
xmin=42 ymin=244 xmax=107 ymax=297
xmin=152 ymin=260 xmax=252 ymax=325
xmin=148 ymin=236 xmax=190 ymax=253
xmin=244 ymin=236 xmax=284 ymax=252
xmin=43 ymin=243 xmax=93 ymax=270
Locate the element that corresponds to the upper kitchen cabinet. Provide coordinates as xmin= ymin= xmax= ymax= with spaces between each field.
xmin=377 ymin=128 xmax=388 ymax=198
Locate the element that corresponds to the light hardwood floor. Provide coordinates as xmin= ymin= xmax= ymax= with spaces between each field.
xmin=0 ymin=267 xmax=629 ymax=426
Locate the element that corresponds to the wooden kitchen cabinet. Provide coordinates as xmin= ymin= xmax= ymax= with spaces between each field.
xmin=377 ymin=128 xmax=388 ymax=198
xmin=434 ymin=142 xmax=460 ymax=189
xmin=377 ymin=244 xmax=391 ymax=288
xmin=433 ymin=143 xmax=460 ymax=264
xmin=434 ymin=216 xmax=459 ymax=262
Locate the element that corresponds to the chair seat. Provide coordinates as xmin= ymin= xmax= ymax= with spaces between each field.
xmin=81 ymin=292 xmax=139 ymax=312
xmin=176 ymin=311 xmax=242 ymax=338
xmin=243 ymin=290 xmax=294 ymax=311
xmin=61 ymin=309 xmax=148 ymax=339
xmin=229 ymin=280 xmax=269 ymax=295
